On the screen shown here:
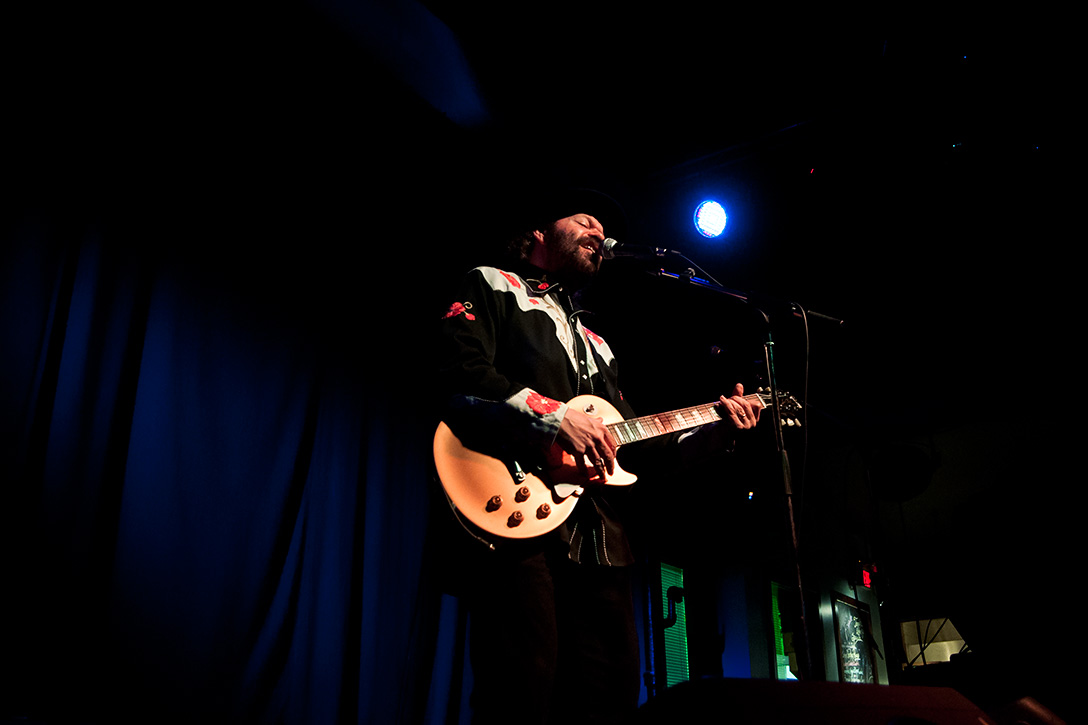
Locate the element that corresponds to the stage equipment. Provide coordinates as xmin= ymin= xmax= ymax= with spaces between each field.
xmin=693 ymin=200 xmax=727 ymax=238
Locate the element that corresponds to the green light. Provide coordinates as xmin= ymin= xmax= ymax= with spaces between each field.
xmin=661 ymin=563 xmax=689 ymax=687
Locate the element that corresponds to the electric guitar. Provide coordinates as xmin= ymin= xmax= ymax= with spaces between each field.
xmin=433 ymin=390 xmax=801 ymax=540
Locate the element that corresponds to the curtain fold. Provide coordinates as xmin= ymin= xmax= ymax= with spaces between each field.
xmin=2 ymin=219 xmax=461 ymax=723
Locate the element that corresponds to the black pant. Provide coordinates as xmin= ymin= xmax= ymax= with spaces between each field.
xmin=465 ymin=545 xmax=640 ymax=725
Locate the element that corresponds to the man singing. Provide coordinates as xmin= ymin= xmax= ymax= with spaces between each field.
xmin=436 ymin=188 xmax=761 ymax=724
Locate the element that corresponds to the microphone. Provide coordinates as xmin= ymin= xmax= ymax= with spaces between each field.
xmin=600 ymin=238 xmax=677 ymax=260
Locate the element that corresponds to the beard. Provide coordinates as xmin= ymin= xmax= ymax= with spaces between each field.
xmin=548 ymin=228 xmax=602 ymax=290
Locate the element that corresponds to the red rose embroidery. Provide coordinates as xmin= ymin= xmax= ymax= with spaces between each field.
xmin=584 ymin=327 xmax=604 ymax=346
xmin=526 ymin=393 xmax=561 ymax=415
xmin=499 ymin=271 xmax=522 ymax=289
xmin=442 ymin=302 xmax=475 ymax=320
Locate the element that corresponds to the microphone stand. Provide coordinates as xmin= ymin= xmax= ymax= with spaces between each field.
xmin=645 ymin=258 xmax=842 ymax=683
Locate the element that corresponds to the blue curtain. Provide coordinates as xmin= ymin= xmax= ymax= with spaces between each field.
xmin=1 ymin=210 xmax=467 ymax=723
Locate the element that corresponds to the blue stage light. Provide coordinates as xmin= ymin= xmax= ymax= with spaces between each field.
xmin=693 ymin=200 xmax=727 ymax=238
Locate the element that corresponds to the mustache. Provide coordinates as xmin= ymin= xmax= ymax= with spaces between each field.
xmin=577 ymin=234 xmax=602 ymax=252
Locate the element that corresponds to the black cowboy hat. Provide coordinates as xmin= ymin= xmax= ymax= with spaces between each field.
xmin=536 ymin=187 xmax=628 ymax=240
xmin=498 ymin=185 xmax=629 ymax=241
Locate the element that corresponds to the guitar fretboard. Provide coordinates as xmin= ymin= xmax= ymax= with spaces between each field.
xmin=607 ymin=394 xmax=768 ymax=446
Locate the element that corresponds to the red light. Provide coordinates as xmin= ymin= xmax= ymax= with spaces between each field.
xmin=862 ymin=570 xmax=872 ymax=588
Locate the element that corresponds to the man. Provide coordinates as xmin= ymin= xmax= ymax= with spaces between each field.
xmin=435 ymin=189 xmax=761 ymax=724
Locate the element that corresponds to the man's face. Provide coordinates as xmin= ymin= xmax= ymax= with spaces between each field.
xmin=535 ymin=213 xmax=606 ymax=287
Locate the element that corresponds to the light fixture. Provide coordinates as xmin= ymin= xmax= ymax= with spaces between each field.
xmin=693 ymin=200 xmax=727 ymax=238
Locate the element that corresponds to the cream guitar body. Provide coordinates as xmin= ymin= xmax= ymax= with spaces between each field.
xmin=434 ymin=391 xmax=798 ymax=540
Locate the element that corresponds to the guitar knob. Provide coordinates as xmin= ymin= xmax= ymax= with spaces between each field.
xmin=507 ymin=511 xmax=524 ymax=527
xmin=536 ymin=504 xmax=551 ymax=519
xmin=515 ymin=486 xmax=530 ymax=502
xmin=486 ymin=495 xmax=502 ymax=512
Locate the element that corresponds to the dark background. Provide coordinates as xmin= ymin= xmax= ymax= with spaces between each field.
xmin=3 ymin=3 xmax=1074 ymax=723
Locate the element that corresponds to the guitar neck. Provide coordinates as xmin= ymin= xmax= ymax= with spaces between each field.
xmin=607 ymin=393 xmax=764 ymax=446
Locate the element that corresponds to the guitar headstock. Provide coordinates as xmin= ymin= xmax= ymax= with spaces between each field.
xmin=757 ymin=388 xmax=804 ymax=427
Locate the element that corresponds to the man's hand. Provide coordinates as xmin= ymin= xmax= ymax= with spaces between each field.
xmin=718 ymin=383 xmax=761 ymax=430
xmin=676 ymin=383 xmax=762 ymax=468
xmin=556 ymin=407 xmax=617 ymax=479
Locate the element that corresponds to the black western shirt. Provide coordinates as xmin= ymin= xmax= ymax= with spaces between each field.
xmin=437 ymin=263 xmax=644 ymax=566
